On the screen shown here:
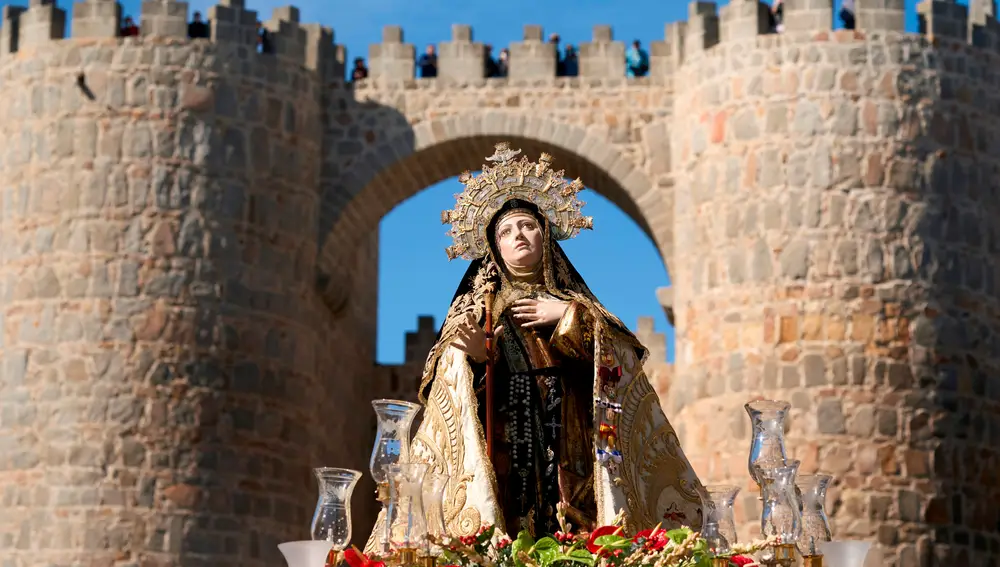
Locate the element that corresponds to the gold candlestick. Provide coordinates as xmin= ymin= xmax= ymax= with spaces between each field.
xmin=772 ymin=543 xmax=796 ymax=567
xmin=420 ymin=555 xmax=436 ymax=567
xmin=712 ymin=558 xmax=731 ymax=567
xmin=397 ymin=548 xmax=418 ymax=566
xmin=376 ymin=482 xmax=390 ymax=503
xmin=802 ymin=555 xmax=824 ymax=567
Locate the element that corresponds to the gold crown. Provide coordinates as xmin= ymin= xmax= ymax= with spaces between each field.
xmin=441 ymin=143 xmax=593 ymax=260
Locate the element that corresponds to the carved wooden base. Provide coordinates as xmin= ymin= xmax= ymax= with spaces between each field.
xmin=802 ymin=555 xmax=825 ymax=567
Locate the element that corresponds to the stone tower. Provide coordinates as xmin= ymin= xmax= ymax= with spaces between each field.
xmin=0 ymin=1 xmax=997 ymax=566
xmin=666 ymin=1 xmax=1000 ymax=566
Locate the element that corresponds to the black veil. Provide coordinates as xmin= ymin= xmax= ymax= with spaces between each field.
xmin=418 ymin=199 xmax=646 ymax=402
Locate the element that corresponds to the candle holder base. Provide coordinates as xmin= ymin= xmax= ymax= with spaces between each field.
xmin=760 ymin=544 xmax=797 ymax=567
xmin=376 ymin=483 xmax=390 ymax=503
xmin=802 ymin=555 xmax=824 ymax=567
xmin=397 ymin=548 xmax=418 ymax=567
xmin=712 ymin=558 xmax=731 ymax=567
xmin=419 ymin=555 xmax=437 ymax=567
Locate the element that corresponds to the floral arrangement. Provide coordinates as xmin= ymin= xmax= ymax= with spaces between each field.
xmin=344 ymin=513 xmax=778 ymax=567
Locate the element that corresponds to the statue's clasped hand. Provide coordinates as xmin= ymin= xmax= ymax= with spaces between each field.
xmin=512 ymin=298 xmax=569 ymax=328
xmin=452 ymin=312 xmax=502 ymax=364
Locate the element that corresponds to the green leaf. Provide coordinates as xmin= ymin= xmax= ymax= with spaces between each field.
xmin=592 ymin=535 xmax=631 ymax=549
xmin=552 ymin=549 xmax=596 ymax=567
xmin=530 ymin=537 xmax=561 ymax=567
xmin=511 ymin=531 xmax=536 ymax=567
xmin=665 ymin=528 xmax=691 ymax=544
xmin=531 ymin=537 xmax=559 ymax=552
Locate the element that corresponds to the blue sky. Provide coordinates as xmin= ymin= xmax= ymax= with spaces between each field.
xmin=1 ymin=0 xmax=938 ymax=363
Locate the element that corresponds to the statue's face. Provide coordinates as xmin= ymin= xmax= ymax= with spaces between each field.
xmin=495 ymin=212 xmax=543 ymax=273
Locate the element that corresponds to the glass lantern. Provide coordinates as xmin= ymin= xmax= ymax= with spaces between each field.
xmin=745 ymin=400 xmax=791 ymax=487
xmin=422 ymin=472 xmax=451 ymax=560
xmin=310 ymin=467 xmax=363 ymax=548
xmin=705 ymin=484 xmax=740 ymax=550
xmin=756 ymin=458 xmax=802 ymax=567
xmin=370 ymin=399 xmax=422 ymax=554
xmin=385 ymin=463 xmax=430 ymax=565
xmin=797 ymin=474 xmax=833 ymax=561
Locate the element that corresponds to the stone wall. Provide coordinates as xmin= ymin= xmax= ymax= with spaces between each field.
xmin=1 ymin=0 xmax=999 ymax=566
xmin=0 ymin=1 xmax=369 ymax=565
xmin=667 ymin=2 xmax=1000 ymax=566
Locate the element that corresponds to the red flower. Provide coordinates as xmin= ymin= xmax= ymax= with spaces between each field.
xmin=585 ymin=525 xmax=621 ymax=555
xmin=632 ymin=527 xmax=669 ymax=551
xmin=496 ymin=536 xmax=512 ymax=549
xmin=343 ymin=548 xmax=385 ymax=567
xmin=554 ymin=531 xmax=577 ymax=544
xmin=730 ymin=555 xmax=755 ymax=566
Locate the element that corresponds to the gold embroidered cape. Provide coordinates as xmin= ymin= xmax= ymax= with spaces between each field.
xmin=364 ymin=232 xmax=706 ymax=551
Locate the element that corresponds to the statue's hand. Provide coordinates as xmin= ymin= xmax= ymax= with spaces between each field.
xmin=452 ymin=312 xmax=503 ymax=364
xmin=512 ymin=298 xmax=570 ymax=328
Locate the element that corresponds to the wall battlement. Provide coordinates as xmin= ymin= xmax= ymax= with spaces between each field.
xmin=0 ymin=0 xmax=345 ymax=81
xmin=3 ymin=0 xmax=1000 ymax=85
xmin=2 ymin=0 xmax=1000 ymax=565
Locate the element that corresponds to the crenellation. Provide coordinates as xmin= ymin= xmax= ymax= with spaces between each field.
xmin=0 ymin=5 xmax=25 ymax=56
xmin=209 ymin=0 xmax=258 ymax=47
xmin=15 ymin=0 xmax=65 ymax=51
xmin=508 ymin=24 xmax=557 ymax=80
xmin=578 ymin=25 xmax=626 ymax=79
xmin=72 ymin=0 xmax=123 ymax=39
xmin=302 ymin=23 xmax=343 ymax=82
xmin=139 ymin=0 xmax=188 ymax=39
xmin=368 ymin=25 xmax=415 ymax=81
xmin=3 ymin=1 xmax=1000 ymax=565
xmin=917 ymin=0 xmax=970 ymax=41
xmin=404 ymin=315 xmax=438 ymax=365
xmin=720 ymin=0 xmax=769 ymax=41
xmin=684 ymin=2 xmax=720 ymax=58
xmin=438 ymin=24 xmax=485 ymax=82
xmin=264 ymin=6 xmax=308 ymax=67
xmin=855 ymin=0 xmax=907 ymax=33
xmin=969 ymin=0 xmax=999 ymax=48
xmin=781 ymin=0 xmax=834 ymax=33
xmin=650 ymin=22 xmax=685 ymax=77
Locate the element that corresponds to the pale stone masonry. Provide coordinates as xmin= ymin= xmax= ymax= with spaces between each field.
xmin=0 ymin=0 xmax=997 ymax=566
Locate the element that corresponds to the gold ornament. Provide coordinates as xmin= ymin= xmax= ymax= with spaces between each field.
xmin=441 ymin=142 xmax=593 ymax=261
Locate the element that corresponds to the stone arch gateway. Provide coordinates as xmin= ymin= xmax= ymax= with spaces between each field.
xmin=2 ymin=0 xmax=1000 ymax=566
xmin=315 ymin=112 xmax=671 ymax=312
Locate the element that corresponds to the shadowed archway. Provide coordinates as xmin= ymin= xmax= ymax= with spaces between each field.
xmin=316 ymin=114 xmax=671 ymax=312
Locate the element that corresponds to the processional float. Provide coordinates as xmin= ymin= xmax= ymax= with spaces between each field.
xmin=277 ymin=398 xmax=877 ymax=567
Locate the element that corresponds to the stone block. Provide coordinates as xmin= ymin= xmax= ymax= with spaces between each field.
xmin=0 ymin=5 xmax=26 ymax=56
xmin=264 ymin=6 xmax=307 ymax=66
xmin=17 ymin=0 xmax=65 ymax=50
xmin=368 ymin=25 xmax=415 ymax=81
xmin=438 ymin=23 xmax=485 ymax=82
xmin=720 ymin=0 xmax=769 ymax=40
xmin=208 ymin=0 xmax=257 ymax=46
xmin=917 ymin=0 xmax=969 ymax=40
xmin=302 ymin=23 xmax=343 ymax=80
xmin=578 ymin=25 xmax=625 ymax=79
xmin=969 ymin=0 xmax=1000 ymax=48
xmin=782 ymin=0 xmax=834 ymax=32
xmin=685 ymin=2 xmax=720 ymax=56
xmin=139 ymin=0 xmax=188 ymax=39
xmin=509 ymin=24 xmax=556 ymax=80
xmin=650 ymin=22 xmax=685 ymax=77
xmin=855 ymin=0 xmax=906 ymax=33
xmin=71 ymin=0 xmax=123 ymax=39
